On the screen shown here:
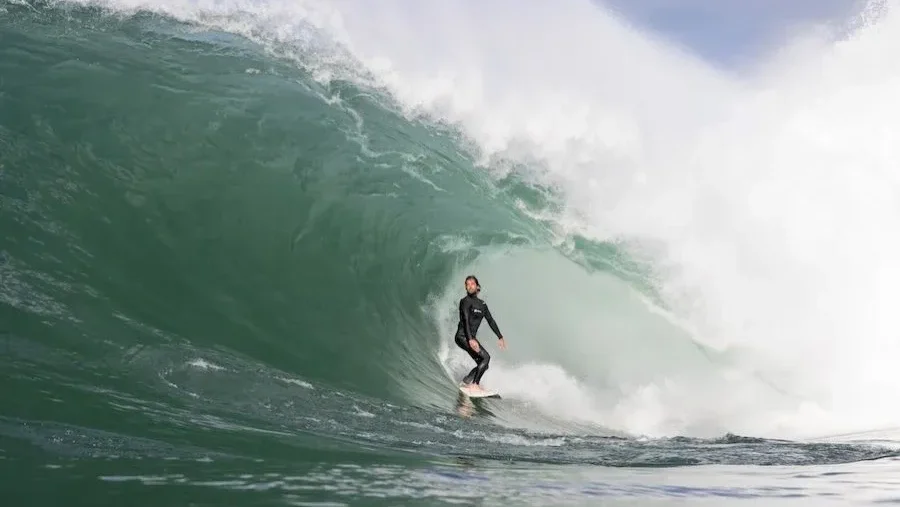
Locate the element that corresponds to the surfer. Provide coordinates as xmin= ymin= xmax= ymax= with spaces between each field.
xmin=455 ymin=275 xmax=506 ymax=393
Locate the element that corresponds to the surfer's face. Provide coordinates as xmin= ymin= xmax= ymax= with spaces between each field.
xmin=465 ymin=279 xmax=478 ymax=294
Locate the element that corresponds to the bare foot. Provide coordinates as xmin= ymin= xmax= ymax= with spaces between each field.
xmin=460 ymin=383 xmax=482 ymax=394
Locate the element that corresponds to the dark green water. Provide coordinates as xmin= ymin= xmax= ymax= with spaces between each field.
xmin=3 ymin=2 xmax=900 ymax=506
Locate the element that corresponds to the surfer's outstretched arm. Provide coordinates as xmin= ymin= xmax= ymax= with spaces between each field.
xmin=484 ymin=305 xmax=502 ymax=339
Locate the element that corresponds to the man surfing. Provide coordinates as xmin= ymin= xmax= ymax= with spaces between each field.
xmin=455 ymin=275 xmax=507 ymax=394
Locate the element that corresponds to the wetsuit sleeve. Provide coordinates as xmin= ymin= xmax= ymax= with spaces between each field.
xmin=484 ymin=305 xmax=503 ymax=338
xmin=459 ymin=298 xmax=473 ymax=340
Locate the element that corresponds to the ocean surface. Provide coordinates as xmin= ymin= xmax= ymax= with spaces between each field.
xmin=5 ymin=0 xmax=900 ymax=505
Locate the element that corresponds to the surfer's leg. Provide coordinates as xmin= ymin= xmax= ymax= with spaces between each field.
xmin=455 ymin=335 xmax=489 ymax=386
xmin=462 ymin=366 xmax=479 ymax=385
xmin=471 ymin=346 xmax=491 ymax=385
xmin=454 ymin=334 xmax=476 ymax=385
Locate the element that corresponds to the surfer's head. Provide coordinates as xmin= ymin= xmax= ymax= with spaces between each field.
xmin=464 ymin=275 xmax=480 ymax=295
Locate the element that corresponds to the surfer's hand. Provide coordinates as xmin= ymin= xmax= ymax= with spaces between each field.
xmin=498 ymin=337 xmax=507 ymax=350
xmin=468 ymin=339 xmax=480 ymax=352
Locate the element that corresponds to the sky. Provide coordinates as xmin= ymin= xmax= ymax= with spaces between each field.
xmin=598 ymin=0 xmax=865 ymax=65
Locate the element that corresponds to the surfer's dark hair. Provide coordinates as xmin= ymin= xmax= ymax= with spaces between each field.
xmin=465 ymin=275 xmax=481 ymax=291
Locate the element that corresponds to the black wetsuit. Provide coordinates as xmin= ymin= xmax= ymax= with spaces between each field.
xmin=455 ymin=293 xmax=503 ymax=385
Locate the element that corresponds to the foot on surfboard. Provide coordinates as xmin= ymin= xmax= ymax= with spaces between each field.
xmin=459 ymin=383 xmax=500 ymax=398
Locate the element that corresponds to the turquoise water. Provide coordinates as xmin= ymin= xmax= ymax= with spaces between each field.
xmin=4 ymin=1 xmax=900 ymax=505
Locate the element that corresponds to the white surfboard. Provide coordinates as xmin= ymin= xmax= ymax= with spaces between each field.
xmin=459 ymin=385 xmax=501 ymax=399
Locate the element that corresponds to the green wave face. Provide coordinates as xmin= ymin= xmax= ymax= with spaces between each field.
xmin=1 ymin=5 xmax=523 ymax=394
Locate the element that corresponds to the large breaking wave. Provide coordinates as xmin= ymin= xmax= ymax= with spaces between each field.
xmin=3 ymin=0 xmax=900 ymax=470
